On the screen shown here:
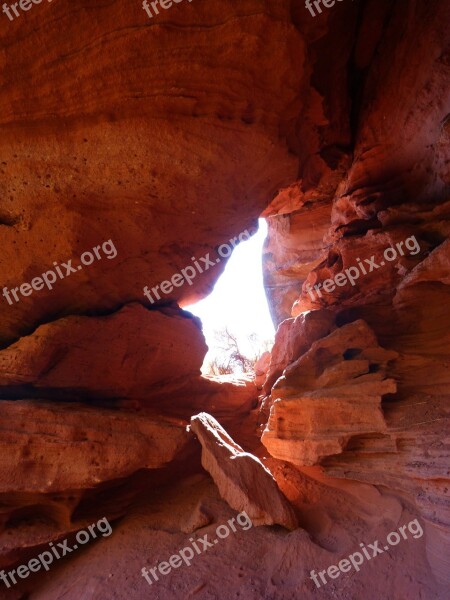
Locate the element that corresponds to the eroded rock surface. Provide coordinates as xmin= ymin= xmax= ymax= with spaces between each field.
xmin=0 ymin=400 xmax=194 ymax=570
xmin=0 ymin=304 xmax=206 ymax=405
xmin=258 ymin=0 xmax=450 ymax=587
xmin=262 ymin=320 xmax=397 ymax=465
xmin=0 ymin=0 xmax=448 ymax=597
xmin=190 ymin=412 xmax=298 ymax=530
xmin=0 ymin=401 xmax=190 ymax=494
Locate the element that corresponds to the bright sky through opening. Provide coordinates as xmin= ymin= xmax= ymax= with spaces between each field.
xmin=186 ymin=219 xmax=275 ymax=371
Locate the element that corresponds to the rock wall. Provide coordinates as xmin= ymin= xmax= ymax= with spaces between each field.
xmin=0 ymin=0 xmax=448 ymax=598
xmin=261 ymin=0 xmax=450 ymax=586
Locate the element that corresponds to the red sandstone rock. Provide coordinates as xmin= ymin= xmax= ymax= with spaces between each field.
xmin=262 ymin=320 xmax=397 ymax=465
xmin=190 ymin=412 xmax=298 ymax=530
xmin=263 ymin=309 xmax=335 ymax=395
xmin=0 ymin=0 xmax=448 ymax=595
xmin=253 ymin=351 xmax=271 ymax=389
xmin=0 ymin=0 xmax=303 ymax=345
xmin=0 ymin=400 xmax=190 ymax=494
xmin=0 ymin=399 xmax=194 ymax=570
xmin=0 ymin=303 xmax=206 ymax=407
xmin=258 ymin=3 xmax=450 ymax=585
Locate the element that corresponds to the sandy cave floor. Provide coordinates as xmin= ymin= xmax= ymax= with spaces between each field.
xmin=3 ymin=473 xmax=445 ymax=600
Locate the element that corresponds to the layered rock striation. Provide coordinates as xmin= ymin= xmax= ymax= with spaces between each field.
xmin=190 ymin=412 xmax=298 ymax=530
xmin=0 ymin=0 xmax=449 ymax=597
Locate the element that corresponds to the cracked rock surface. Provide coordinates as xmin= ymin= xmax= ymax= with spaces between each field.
xmin=0 ymin=0 xmax=449 ymax=598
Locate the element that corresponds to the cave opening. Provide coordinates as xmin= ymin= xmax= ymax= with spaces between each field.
xmin=186 ymin=218 xmax=275 ymax=376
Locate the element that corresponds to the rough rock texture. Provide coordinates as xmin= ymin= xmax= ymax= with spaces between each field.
xmin=0 ymin=0 xmax=303 ymax=345
xmin=262 ymin=319 xmax=397 ymax=465
xmin=0 ymin=401 xmax=190 ymax=494
xmin=0 ymin=0 xmax=449 ymax=597
xmin=0 ymin=400 xmax=192 ymax=569
xmin=190 ymin=412 xmax=297 ymax=530
xmin=0 ymin=303 xmax=206 ymax=405
xmin=258 ymin=0 xmax=450 ymax=588
xmin=0 ymin=301 xmax=258 ymax=416
xmin=262 ymin=193 xmax=333 ymax=326
xmin=262 ymin=309 xmax=335 ymax=395
xmin=253 ymin=351 xmax=270 ymax=389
